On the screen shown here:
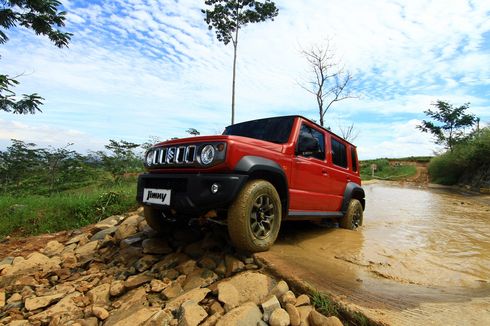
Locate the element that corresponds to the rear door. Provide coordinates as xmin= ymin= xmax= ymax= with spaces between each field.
xmin=289 ymin=122 xmax=340 ymax=211
xmin=324 ymin=135 xmax=352 ymax=210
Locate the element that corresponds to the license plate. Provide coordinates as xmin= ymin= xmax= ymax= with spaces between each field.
xmin=143 ymin=188 xmax=171 ymax=205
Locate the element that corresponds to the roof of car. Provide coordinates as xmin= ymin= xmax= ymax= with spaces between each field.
xmin=227 ymin=115 xmax=357 ymax=147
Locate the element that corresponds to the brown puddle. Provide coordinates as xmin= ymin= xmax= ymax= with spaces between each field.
xmin=256 ymin=182 xmax=490 ymax=325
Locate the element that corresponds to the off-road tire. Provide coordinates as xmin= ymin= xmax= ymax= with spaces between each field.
xmin=143 ymin=206 xmax=169 ymax=233
xmin=227 ymin=180 xmax=282 ymax=253
xmin=339 ymin=199 xmax=363 ymax=230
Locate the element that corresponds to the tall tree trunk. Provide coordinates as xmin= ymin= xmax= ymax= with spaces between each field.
xmin=231 ymin=42 xmax=237 ymax=125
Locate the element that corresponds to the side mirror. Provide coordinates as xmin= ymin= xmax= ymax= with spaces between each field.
xmin=298 ymin=133 xmax=320 ymax=157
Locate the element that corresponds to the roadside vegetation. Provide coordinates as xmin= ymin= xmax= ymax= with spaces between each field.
xmin=428 ymin=127 xmax=490 ymax=185
xmin=360 ymin=158 xmax=418 ymax=181
xmin=0 ymin=139 xmax=144 ymax=238
xmin=417 ymin=100 xmax=488 ymax=186
xmin=311 ymin=291 xmax=375 ymax=326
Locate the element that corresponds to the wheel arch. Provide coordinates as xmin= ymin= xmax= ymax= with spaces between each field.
xmin=234 ymin=156 xmax=289 ymax=217
xmin=341 ymin=182 xmax=365 ymax=213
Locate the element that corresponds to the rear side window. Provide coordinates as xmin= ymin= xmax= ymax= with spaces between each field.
xmin=351 ymin=148 xmax=358 ymax=172
xmin=331 ymin=138 xmax=347 ymax=168
xmin=297 ymin=124 xmax=325 ymax=160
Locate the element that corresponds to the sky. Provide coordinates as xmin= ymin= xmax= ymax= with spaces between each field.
xmin=1 ymin=0 xmax=489 ymax=159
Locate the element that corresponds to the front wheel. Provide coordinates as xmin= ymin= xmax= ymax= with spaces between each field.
xmin=339 ymin=199 xmax=363 ymax=230
xmin=227 ymin=180 xmax=282 ymax=253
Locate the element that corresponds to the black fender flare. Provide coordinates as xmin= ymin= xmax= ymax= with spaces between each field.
xmin=341 ymin=182 xmax=365 ymax=213
xmin=234 ymin=156 xmax=289 ymax=212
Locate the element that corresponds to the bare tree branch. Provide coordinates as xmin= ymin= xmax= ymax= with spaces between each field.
xmin=338 ymin=122 xmax=360 ymax=142
xmin=299 ymin=40 xmax=357 ymax=127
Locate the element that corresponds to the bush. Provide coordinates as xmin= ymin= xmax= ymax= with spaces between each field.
xmin=428 ymin=127 xmax=490 ymax=185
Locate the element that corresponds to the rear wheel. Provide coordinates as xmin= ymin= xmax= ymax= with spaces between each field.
xmin=227 ymin=180 xmax=282 ymax=253
xmin=339 ymin=199 xmax=363 ymax=230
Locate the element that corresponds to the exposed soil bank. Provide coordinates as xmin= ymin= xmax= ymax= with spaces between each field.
xmin=256 ymin=182 xmax=490 ymax=325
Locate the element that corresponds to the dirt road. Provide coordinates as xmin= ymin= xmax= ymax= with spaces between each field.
xmin=256 ymin=182 xmax=490 ymax=325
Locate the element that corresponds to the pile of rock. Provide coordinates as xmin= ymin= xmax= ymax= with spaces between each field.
xmin=0 ymin=209 xmax=343 ymax=326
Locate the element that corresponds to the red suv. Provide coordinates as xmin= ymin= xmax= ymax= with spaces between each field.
xmin=137 ymin=116 xmax=365 ymax=252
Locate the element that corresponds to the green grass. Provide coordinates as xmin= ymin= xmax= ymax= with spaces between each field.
xmin=311 ymin=291 xmax=375 ymax=326
xmin=360 ymin=158 xmax=417 ymax=181
xmin=0 ymin=179 xmax=138 ymax=238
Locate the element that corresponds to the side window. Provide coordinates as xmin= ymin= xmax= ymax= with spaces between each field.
xmin=331 ymin=138 xmax=347 ymax=168
xmin=297 ymin=124 xmax=325 ymax=160
xmin=351 ymin=148 xmax=358 ymax=172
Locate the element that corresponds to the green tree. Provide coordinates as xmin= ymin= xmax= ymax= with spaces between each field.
xmin=417 ymin=101 xmax=476 ymax=151
xmin=186 ymin=128 xmax=200 ymax=136
xmin=98 ymin=140 xmax=142 ymax=181
xmin=202 ymin=0 xmax=278 ymax=124
xmin=1 ymin=0 xmax=72 ymax=114
xmin=0 ymin=139 xmax=41 ymax=188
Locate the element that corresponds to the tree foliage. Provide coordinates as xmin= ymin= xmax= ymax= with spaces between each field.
xmin=0 ymin=139 xmax=144 ymax=195
xmin=186 ymin=128 xmax=200 ymax=136
xmin=202 ymin=0 xmax=278 ymax=124
xmin=300 ymin=41 xmax=354 ymax=127
xmin=1 ymin=0 xmax=72 ymax=114
xmin=417 ymin=100 xmax=476 ymax=151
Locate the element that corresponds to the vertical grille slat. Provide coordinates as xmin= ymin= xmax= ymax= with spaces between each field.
xmin=149 ymin=144 xmax=199 ymax=167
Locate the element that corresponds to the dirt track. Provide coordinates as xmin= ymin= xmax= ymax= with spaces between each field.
xmin=256 ymin=182 xmax=490 ymax=325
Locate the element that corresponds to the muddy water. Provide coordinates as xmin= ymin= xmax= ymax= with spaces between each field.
xmin=256 ymin=182 xmax=490 ymax=325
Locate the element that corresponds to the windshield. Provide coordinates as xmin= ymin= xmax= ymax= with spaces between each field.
xmin=223 ymin=116 xmax=295 ymax=144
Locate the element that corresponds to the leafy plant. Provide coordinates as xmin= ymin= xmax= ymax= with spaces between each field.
xmin=1 ymin=0 xmax=72 ymax=114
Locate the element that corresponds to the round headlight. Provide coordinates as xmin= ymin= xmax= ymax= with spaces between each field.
xmin=145 ymin=150 xmax=154 ymax=166
xmin=200 ymin=145 xmax=215 ymax=165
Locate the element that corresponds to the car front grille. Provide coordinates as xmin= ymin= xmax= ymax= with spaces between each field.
xmin=151 ymin=145 xmax=197 ymax=166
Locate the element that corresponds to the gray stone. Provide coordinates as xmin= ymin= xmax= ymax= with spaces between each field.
xmin=90 ymin=226 xmax=118 ymax=241
xmin=270 ymin=308 xmax=290 ymax=326
xmin=224 ymin=255 xmax=245 ymax=276
xmin=297 ymin=305 xmax=313 ymax=326
xmin=215 ymin=302 xmax=262 ymax=326
xmin=182 ymin=268 xmax=219 ymax=291
xmin=42 ymin=240 xmax=64 ymax=257
xmin=281 ymin=291 xmax=296 ymax=306
xmin=308 ymin=310 xmax=343 ymax=326
xmin=0 ymin=290 xmax=4 ymax=308
xmin=136 ymin=255 xmax=160 ymax=272
xmin=270 ymin=280 xmax=289 ymax=298
xmin=143 ymin=309 xmax=174 ymax=325
xmin=295 ymin=294 xmax=310 ymax=307
xmin=28 ymin=291 xmax=84 ymax=323
xmin=92 ymin=306 xmax=110 ymax=320
xmin=110 ymin=280 xmax=126 ymax=297
xmin=7 ymin=292 xmax=22 ymax=303
xmin=166 ymin=287 xmax=210 ymax=312
xmin=217 ymin=282 xmax=240 ymax=311
xmin=150 ymin=279 xmax=171 ymax=292
xmin=220 ymin=271 xmax=276 ymax=306
xmin=162 ymin=282 xmax=184 ymax=300
xmin=261 ymin=295 xmax=281 ymax=322
xmin=105 ymin=305 xmax=159 ymax=326
xmin=115 ymin=223 xmax=139 ymax=241
xmin=87 ymin=283 xmax=110 ymax=306
xmin=178 ymin=300 xmax=208 ymax=326
xmin=285 ymin=303 xmax=301 ymax=326
xmin=143 ymin=238 xmax=173 ymax=255
xmin=124 ymin=273 xmax=153 ymax=289
xmin=24 ymin=292 xmax=65 ymax=311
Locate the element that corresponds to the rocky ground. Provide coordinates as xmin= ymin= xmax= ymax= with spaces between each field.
xmin=0 ymin=208 xmax=343 ymax=326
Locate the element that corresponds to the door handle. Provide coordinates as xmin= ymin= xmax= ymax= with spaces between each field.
xmin=322 ymin=169 xmax=328 ymax=175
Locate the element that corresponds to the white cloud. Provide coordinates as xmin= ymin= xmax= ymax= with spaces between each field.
xmin=1 ymin=0 xmax=489 ymax=159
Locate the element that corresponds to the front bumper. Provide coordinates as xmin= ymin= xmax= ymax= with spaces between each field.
xmin=136 ymin=173 xmax=248 ymax=215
